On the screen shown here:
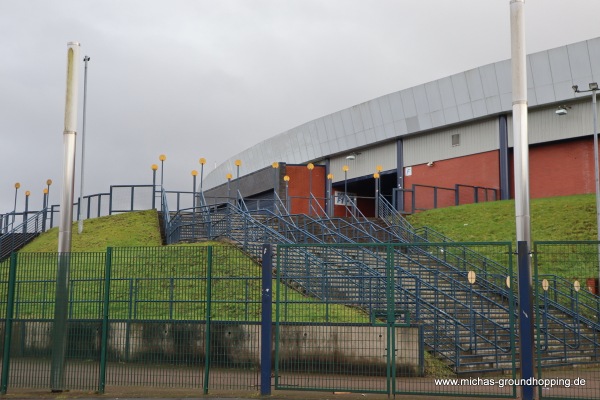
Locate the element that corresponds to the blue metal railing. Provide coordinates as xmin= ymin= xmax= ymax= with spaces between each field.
xmin=0 ymin=209 xmax=47 ymax=261
xmin=379 ymin=195 xmax=600 ymax=366
xmin=186 ymin=201 xmax=515 ymax=372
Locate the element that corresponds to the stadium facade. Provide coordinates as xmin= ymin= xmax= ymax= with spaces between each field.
xmin=204 ymin=37 xmax=600 ymax=216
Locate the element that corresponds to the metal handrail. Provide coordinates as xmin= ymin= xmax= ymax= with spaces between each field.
xmin=238 ymin=208 xmax=513 ymax=367
xmin=0 ymin=209 xmax=47 ymax=262
xmin=377 ymin=194 xmax=415 ymax=233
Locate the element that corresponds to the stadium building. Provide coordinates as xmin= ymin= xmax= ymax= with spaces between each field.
xmin=204 ymin=37 xmax=600 ymax=216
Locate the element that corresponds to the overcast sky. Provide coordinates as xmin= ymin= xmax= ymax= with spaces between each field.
xmin=1 ymin=0 xmax=599 ymax=213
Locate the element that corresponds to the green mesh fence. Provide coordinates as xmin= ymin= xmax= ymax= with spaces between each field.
xmin=2 ymin=241 xmax=599 ymax=399
xmin=275 ymin=243 xmax=517 ymax=398
xmin=1 ymin=252 xmax=106 ymax=391
xmin=0 ymin=245 xmax=263 ymax=394
xmin=534 ymin=242 xmax=600 ymax=400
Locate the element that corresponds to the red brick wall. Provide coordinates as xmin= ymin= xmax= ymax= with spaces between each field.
xmin=403 ymin=151 xmax=501 ymax=212
xmin=529 ymin=138 xmax=595 ymax=198
xmin=285 ymin=165 xmax=326 ymax=214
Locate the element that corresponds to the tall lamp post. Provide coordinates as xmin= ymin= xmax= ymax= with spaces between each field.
xmin=151 ymin=164 xmax=158 ymax=209
xmin=327 ymin=173 xmax=334 ymax=217
xmin=191 ymin=170 xmax=198 ymax=238
xmin=43 ymin=188 xmax=49 ymax=209
xmin=45 ymin=179 xmax=52 ymax=231
xmin=23 ymin=190 xmax=30 ymax=231
xmin=342 ymin=165 xmax=349 ymax=217
xmin=12 ymin=182 xmax=20 ymax=227
xmin=374 ymin=172 xmax=380 ymax=218
xmin=375 ymin=165 xmax=383 ymax=216
xmin=272 ymin=162 xmax=279 ymax=210
xmin=199 ymin=158 xmax=206 ymax=191
xmin=574 ymin=82 xmax=600 ymax=287
xmin=191 ymin=170 xmax=198 ymax=209
xmin=42 ymin=188 xmax=49 ymax=232
xmin=46 ymin=179 xmax=53 ymax=204
xmin=307 ymin=163 xmax=314 ymax=215
xmin=226 ymin=173 xmax=233 ymax=202
xmin=235 ymin=159 xmax=241 ymax=200
xmin=78 ymin=55 xmax=90 ymax=235
xmin=284 ymin=175 xmax=290 ymax=211
xmin=159 ymin=154 xmax=166 ymax=189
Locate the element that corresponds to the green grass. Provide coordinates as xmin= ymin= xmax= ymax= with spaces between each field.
xmin=406 ymin=194 xmax=600 ymax=278
xmin=406 ymin=194 xmax=598 ymax=243
xmin=21 ymin=209 xmax=163 ymax=252
xmin=9 ymin=210 xmax=369 ymax=324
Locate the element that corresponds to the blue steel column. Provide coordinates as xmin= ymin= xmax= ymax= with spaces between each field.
xmin=260 ymin=244 xmax=273 ymax=396
xmin=396 ymin=139 xmax=404 ymax=211
xmin=499 ymin=115 xmax=511 ymax=200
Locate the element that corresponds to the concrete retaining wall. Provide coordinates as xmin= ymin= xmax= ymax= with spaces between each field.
xmin=2 ymin=320 xmax=422 ymax=375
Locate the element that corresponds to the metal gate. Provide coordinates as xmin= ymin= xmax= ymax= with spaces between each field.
xmin=274 ymin=242 xmax=517 ymax=398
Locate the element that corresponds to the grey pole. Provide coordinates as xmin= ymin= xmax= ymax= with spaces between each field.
xmin=595 ymin=87 xmax=599 ymax=288
xmin=78 ymin=55 xmax=90 ymax=234
xmin=52 ymin=41 xmax=80 ymax=392
xmin=510 ymin=2 xmax=534 ymax=400
xmin=574 ymin=83 xmax=600 ymax=289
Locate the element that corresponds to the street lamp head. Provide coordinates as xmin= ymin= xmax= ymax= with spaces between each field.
xmin=151 ymin=164 xmax=158 ymax=171
xmin=283 ymin=175 xmax=290 ymax=182
xmin=226 ymin=173 xmax=232 ymax=180
xmin=46 ymin=179 xmax=53 ymax=186
xmin=272 ymin=162 xmax=279 ymax=169
xmin=373 ymin=173 xmax=380 ymax=179
xmin=191 ymin=170 xmax=198 ymax=176
xmin=342 ymin=165 xmax=349 ymax=172
xmin=159 ymin=154 xmax=166 ymax=162
xmin=572 ymin=85 xmax=579 ymax=93
xmin=43 ymin=188 xmax=48 ymax=195
xmin=199 ymin=157 xmax=206 ymax=165
xmin=14 ymin=182 xmax=20 ymax=189
xmin=234 ymin=159 xmax=242 ymax=167
xmin=84 ymin=55 xmax=90 ymax=62
xmin=25 ymin=191 xmax=30 ymax=197
xmin=327 ymin=173 xmax=334 ymax=180
xmin=307 ymin=163 xmax=314 ymax=171
xmin=590 ymin=82 xmax=599 ymax=91
xmin=376 ymin=165 xmax=383 ymax=172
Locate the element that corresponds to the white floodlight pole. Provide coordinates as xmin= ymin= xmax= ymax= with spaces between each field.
xmin=510 ymin=2 xmax=534 ymax=400
xmin=58 ymin=42 xmax=80 ymax=254
xmin=51 ymin=41 xmax=80 ymax=392
xmin=78 ymin=55 xmax=90 ymax=234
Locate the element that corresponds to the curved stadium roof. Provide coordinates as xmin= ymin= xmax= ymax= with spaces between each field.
xmin=204 ymin=37 xmax=600 ymax=189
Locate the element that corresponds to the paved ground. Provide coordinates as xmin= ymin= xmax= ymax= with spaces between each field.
xmin=0 ymin=388 xmax=520 ymax=400
xmin=3 ymin=360 xmax=598 ymax=400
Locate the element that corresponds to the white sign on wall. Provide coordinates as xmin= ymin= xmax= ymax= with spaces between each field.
xmin=334 ymin=191 xmax=357 ymax=206
xmin=405 ymin=167 xmax=412 ymax=176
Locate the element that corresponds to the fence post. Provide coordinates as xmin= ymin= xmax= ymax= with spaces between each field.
xmin=454 ymin=184 xmax=460 ymax=206
xmin=260 ymin=244 xmax=273 ymax=396
xmin=130 ymin=186 xmax=135 ymax=211
xmin=98 ymin=247 xmax=112 ymax=394
xmin=385 ymin=244 xmax=395 ymax=396
xmin=109 ymin=186 xmax=114 ymax=215
xmin=517 ymin=241 xmax=535 ymax=400
xmin=203 ymin=246 xmax=213 ymax=395
xmin=1 ymin=253 xmax=18 ymax=394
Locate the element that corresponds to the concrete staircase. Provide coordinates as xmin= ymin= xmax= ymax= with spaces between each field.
xmin=165 ymin=205 xmax=600 ymax=374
